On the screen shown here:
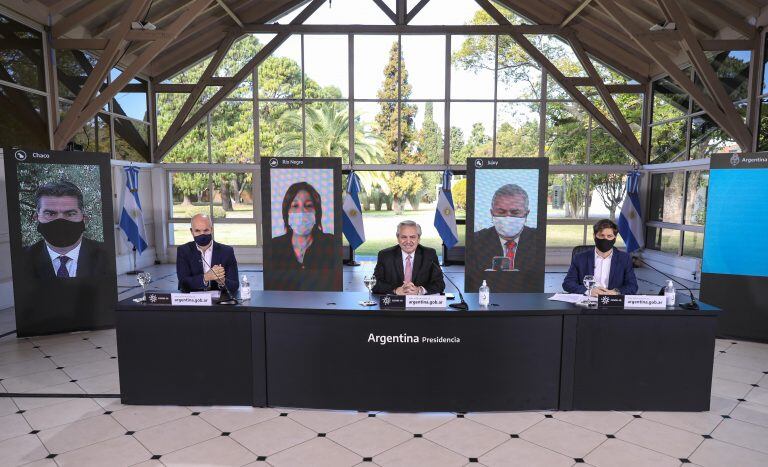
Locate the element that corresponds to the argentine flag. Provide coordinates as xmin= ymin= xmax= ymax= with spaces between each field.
xmin=342 ymin=171 xmax=365 ymax=250
xmin=618 ymin=170 xmax=644 ymax=253
xmin=434 ymin=170 xmax=459 ymax=250
xmin=119 ymin=166 xmax=148 ymax=254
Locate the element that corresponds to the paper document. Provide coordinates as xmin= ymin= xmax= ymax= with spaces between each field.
xmin=548 ymin=293 xmax=590 ymax=304
xmin=190 ymin=290 xmax=221 ymax=299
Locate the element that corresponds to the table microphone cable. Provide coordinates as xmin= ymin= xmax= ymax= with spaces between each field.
xmin=634 ymin=256 xmax=699 ymax=310
xmin=432 ymin=260 xmax=469 ymax=310
xmin=199 ymin=254 xmax=239 ymax=305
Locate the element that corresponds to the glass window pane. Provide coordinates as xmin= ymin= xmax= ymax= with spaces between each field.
xmin=684 ymin=171 xmax=708 ymax=226
xmin=547 ymin=224 xmax=586 ymax=248
xmin=0 ymin=14 xmax=45 ymax=90
xmin=648 ymin=172 xmax=685 ymax=223
xmin=545 ymin=102 xmax=588 ymax=164
xmin=163 ymin=119 xmax=208 ymax=163
xmin=212 ymin=172 xmax=254 ymax=221
xmin=451 ymin=35 xmax=495 ymax=100
xmin=590 ymin=126 xmax=636 ymax=165
xmin=530 ymin=35 xmax=587 ymax=77
xmin=413 ymin=101 xmax=445 ymax=164
xmin=588 ymin=173 xmax=626 ymax=225
xmin=683 ymin=231 xmax=704 ymax=258
xmin=258 ymin=35 xmax=302 ymax=99
xmin=653 ymin=78 xmax=689 ymax=122
xmin=650 ymin=118 xmax=687 ymax=163
xmin=449 ymin=102 xmax=493 ymax=163
xmin=170 ymin=172 xmax=210 ymax=218
xmin=306 ymin=0 xmax=394 ymax=24
xmin=304 ymin=35 xmax=347 ymax=98
xmin=114 ymin=118 xmax=149 ymax=162
xmin=548 ymin=174 xmax=587 ymax=221
xmin=304 ymin=101 xmax=350 ymax=163
xmin=353 ymin=101 xmax=388 ymax=164
xmin=169 ymin=222 xmax=192 ymax=246
xmin=0 ymin=84 xmax=48 ymax=149
xmin=114 ymin=86 xmax=148 ymax=121
xmin=690 ymin=114 xmax=738 ymax=159
xmin=495 ymin=102 xmax=538 ymax=157
xmin=646 ymin=226 xmax=680 ymax=255
xmin=354 ymin=35 xmax=395 ymax=99
xmin=211 ymin=100 xmax=254 ymax=163
xmin=759 ymin=97 xmax=768 ymax=152
xmin=497 ymin=35 xmax=541 ymax=99
xmin=401 ymin=35 xmax=445 ymax=100
xmin=62 ymin=103 xmax=109 ymax=154
xmin=212 ymin=223 xmax=257 ymax=246
xmin=693 ymin=51 xmax=751 ymax=105
xmin=259 ymin=101 xmax=300 ymax=158
xmin=409 ymin=0 xmax=493 ymax=25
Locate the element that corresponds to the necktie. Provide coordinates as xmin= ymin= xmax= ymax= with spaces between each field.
xmin=57 ymin=256 xmax=70 ymax=278
xmin=404 ymin=254 xmax=413 ymax=283
xmin=504 ymin=240 xmax=516 ymax=269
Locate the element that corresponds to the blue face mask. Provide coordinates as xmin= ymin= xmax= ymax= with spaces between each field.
xmin=194 ymin=233 xmax=212 ymax=246
xmin=289 ymin=212 xmax=315 ymax=236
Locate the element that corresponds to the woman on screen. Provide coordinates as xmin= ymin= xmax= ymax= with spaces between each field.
xmin=271 ymin=182 xmax=336 ymax=275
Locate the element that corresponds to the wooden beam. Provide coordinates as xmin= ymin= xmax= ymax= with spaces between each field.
xmin=55 ymin=0 xmax=214 ymax=149
xmin=54 ymin=0 xmax=151 ymax=148
xmin=155 ymin=0 xmax=327 ymax=160
xmin=154 ymin=78 xmax=234 ymax=92
xmin=48 ymin=0 xmax=85 ymax=16
xmin=606 ymin=84 xmax=645 ymax=93
xmin=371 ymin=0 xmax=397 ymax=24
xmin=239 ymin=23 xmax=563 ymax=34
xmin=700 ymin=39 xmax=753 ymax=51
xmin=52 ymin=0 xmax=122 ymax=38
xmin=561 ymin=0 xmax=593 ymax=27
xmin=397 ymin=0 xmax=406 ymax=25
xmin=405 ymin=0 xmax=430 ymax=24
xmin=657 ymin=0 xmax=751 ymax=147
xmin=636 ymin=30 xmax=681 ymax=42
xmin=695 ymin=0 xmax=755 ymax=38
xmin=51 ymin=38 xmax=108 ymax=50
xmin=475 ymin=0 xmax=644 ymax=162
xmin=125 ymin=29 xmax=175 ymax=41
xmin=598 ymin=0 xmax=751 ymax=150
xmin=215 ymin=0 xmax=244 ymax=27
xmin=614 ymin=0 xmax=718 ymax=38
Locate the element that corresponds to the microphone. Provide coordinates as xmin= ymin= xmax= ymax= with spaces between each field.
xmin=431 ymin=260 xmax=468 ymax=310
xmin=199 ymin=250 xmax=238 ymax=305
xmin=634 ymin=256 xmax=699 ymax=310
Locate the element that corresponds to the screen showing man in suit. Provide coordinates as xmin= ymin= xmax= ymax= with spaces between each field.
xmin=25 ymin=180 xmax=110 ymax=279
xmin=372 ymin=220 xmax=445 ymax=295
xmin=176 ymin=213 xmax=240 ymax=294
xmin=466 ymin=167 xmax=544 ymax=292
xmin=265 ymin=167 xmax=341 ymax=291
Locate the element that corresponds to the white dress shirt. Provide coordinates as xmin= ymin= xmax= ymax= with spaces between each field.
xmin=46 ymin=242 xmax=81 ymax=277
xmin=593 ymin=248 xmax=613 ymax=289
xmin=197 ymin=244 xmax=213 ymax=273
xmin=400 ymin=249 xmax=425 ymax=295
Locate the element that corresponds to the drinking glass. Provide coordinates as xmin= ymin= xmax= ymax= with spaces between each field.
xmin=360 ymin=275 xmax=377 ymax=306
xmin=583 ymin=274 xmax=596 ymax=297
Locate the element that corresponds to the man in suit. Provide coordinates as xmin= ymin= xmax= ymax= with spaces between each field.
xmin=563 ymin=218 xmax=638 ymax=296
xmin=466 ymin=183 xmax=541 ymax=291
xmin=176 ymin=214 xmax=239 ymax=294
xmin=24 ymin=180 xmax=110 ymax=279
xmin=372 ymin=220 xmax=445 ymax=295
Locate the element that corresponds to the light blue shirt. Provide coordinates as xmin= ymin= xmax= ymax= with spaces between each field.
xmin=46 ymin=242 xmax=81 ymax=277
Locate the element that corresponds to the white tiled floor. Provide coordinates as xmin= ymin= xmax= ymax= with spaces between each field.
xmin=0 ymin=264 xmax=764 ymax=467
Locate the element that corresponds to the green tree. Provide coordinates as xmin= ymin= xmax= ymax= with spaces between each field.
xmin=417 ymin=102 xmax=443 ymax=164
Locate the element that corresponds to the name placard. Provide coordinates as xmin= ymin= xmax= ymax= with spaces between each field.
xmin=597 ymin=294 xmax=667 ymax=309
xmin=171 ymin=293 xmax=212 ymax=306
xmin=405 ymin=295 xmax=447 ymax=309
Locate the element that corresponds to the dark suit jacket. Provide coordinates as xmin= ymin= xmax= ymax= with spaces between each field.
xmin=562 ymin=247 xmax=639 ymax=295
xmin=23 ymin=237 xmax=110 ymax=280
xmin=465 ymin=225 xmax=541 ymax=291
xmin=176 ymin=241 xmax=239 ymax=293
xmin=270 ymin=231 xmax=337 ymax=272
xmin=372 ymin=244 xmax=445 ymax=295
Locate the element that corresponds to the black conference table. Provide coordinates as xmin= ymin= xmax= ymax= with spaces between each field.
xmin=115 ymin=291 xmax=719 ymax=412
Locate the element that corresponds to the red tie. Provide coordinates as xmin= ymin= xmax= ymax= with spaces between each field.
xmin=505 ymin=240 xmax=516 ymax=269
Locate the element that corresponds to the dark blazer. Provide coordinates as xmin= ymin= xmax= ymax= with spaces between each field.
xmin=562 ymin=247 xmax=638 ymax=295
xmin=176 ymin=241 xmax=239 ymax=293
xmin=372 ymin=244 xmax=445 ymax=295
xmin=23 ymin=237 xmax=110 ymax=280
xmin=270 ymin=231 xmax=337 ymax=271
xmin=465 ymin=225 xmax=541 ymax=291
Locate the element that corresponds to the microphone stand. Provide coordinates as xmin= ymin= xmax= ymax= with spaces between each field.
xmin=200 ymin=251 xmax=238 ymax=305
xmin=635 ymin=256 xmax=699 ymax=310
xmin=432 ymin=260 xmax=468 ymax=310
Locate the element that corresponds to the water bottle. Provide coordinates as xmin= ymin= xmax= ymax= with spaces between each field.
xmin=240 ymin=274 xmax=251 ymax=301
xmin=479 ymin=280 xmax=490 ymax=306
xmin=664 ymin=280 xmax=676 ymax=307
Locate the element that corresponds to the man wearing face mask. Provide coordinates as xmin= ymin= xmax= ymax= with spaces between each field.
xmin=176 ymin=214 xmax=239 ymax=293
xmin=23 ymin=181 xmax=110 ymax=280
xmin=563 ymin=219 xmax=638 ymax=296
xmin=466 ymin=183 xmax=540 ymax=291
xmin=372 ymin=220 xmax=444 ymax=295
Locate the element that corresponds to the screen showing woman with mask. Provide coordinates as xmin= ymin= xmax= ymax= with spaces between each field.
xmin=269 ymin=182 xmax=336 ymax=287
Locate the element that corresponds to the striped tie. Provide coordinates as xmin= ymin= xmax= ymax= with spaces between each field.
xmin=57 ymin=256 xmax=70 ymax=278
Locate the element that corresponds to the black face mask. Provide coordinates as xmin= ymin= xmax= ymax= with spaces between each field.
xmin=194 ymin=233 xmax=212 ymax=246
xmin=594 ymin=237 xmax=616 ymax=253
xmin=37 ymin=219 xmax=85 ymax=248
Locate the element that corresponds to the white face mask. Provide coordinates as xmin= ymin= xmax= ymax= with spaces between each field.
xmin=492 ymin=215 xmax=526 ymax=238
xmin=289 ymin=212 xmax=315 ymax=236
